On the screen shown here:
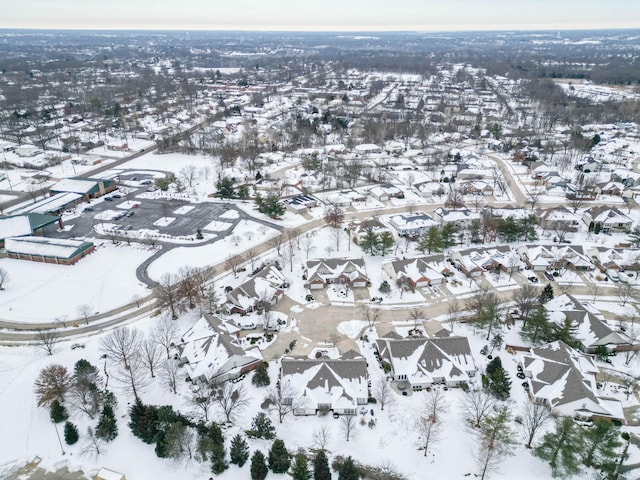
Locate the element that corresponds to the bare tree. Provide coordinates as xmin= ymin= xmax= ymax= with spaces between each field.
xmin=82 ymin=427 xmax=106 ymax=457
xmin=154 ymin=315 xmax=177 ymax=360
xmin=179 ymin=164 xmax=198 ymax=188
xmin=512 ymin=284 xmax=539 ymax=326
xmin=301 ymin=233 xmax=315 ymax=260
xmin=266 ymin=381 xmax=306 ymax=423
xmin=447 ymin=298 xmax=462 ymax=332
xmin=214 ymin=382 xmax=250 ymax=424
xmin=341 ymin=415 xmax=357 ymax=442
xmin=371 ymin=375 xmax=394 ymax=411
xmin=225 ymin=255 xmax=243 ymax=278
xmin=361 ymin=305 xmax=382 ymax=331
xmin=77 ymin=303 xmax=92 ymax=325
xmin=408 ymin=307 xmax=424 ymax=330
xmin=330 ymin=228 xmax=344 ymax=252
xmin=476 ymin=404 xmax=516 ymax=480
xmin=161 ymin=359 xmax=180 ymax=394
xmin=140 ymin=337 xmax=164 ymax=378
xmin=34 ymin=364 xmax=72 ymax=407
xmin=100 ymin=327 xmax=143 ymax=370
xmin=154 ymin=272 xmax=179 ymax=319
xmin=245 ymin=248 xmax=259 ymax=272
xmin=37 ymin=329 xmax=58 ymax=355
xmin=110 ymin=354 xmax=149 ymax=402
xmin=589 ymin=284 xmax=602 ymax=303
xmin=0 ymin=267 xmax=9 ymax=290
xmin=311 ymin=425 xmax=332 ymax=451
xmin=188 ymin=382 xmax=215 ymax=422
xmin=416 ymin=389 xmax=448 ymax=457
xmin=519 ymin=401 xmax=551 ymax=449
xmin=617 ymin=282 xmax=635 ymax=306
xmin=464 ymin=390 xmax=497 ymax=429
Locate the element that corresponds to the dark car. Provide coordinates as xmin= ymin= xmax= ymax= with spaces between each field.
xmin=83 ymin=207 xmax=94 ymax=212
xmin=125 ymin=211 xmax=135 ymax=217
xmin=528 ymin=276 xmax=539 ymax=283
xmin=544 ymin=271 xmax=555 ymax=281
xmin=112 ymin=194 xmax=122 ymax=199
xmin=104 ymin=197 xmax=113 ymax=201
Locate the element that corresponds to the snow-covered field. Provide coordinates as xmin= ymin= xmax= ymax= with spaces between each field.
xmin=0 ymin=243 xmax=154 ymax=323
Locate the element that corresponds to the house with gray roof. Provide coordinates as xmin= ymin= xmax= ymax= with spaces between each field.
xmin=177 ymin=314 xmax=263 ymax=384
xmin=383 ymin=255 xmax=450 ymax=289
xmin=375 ymin=336 xmax=476 ymax=389
xmin=520 ymin=341 xmax=623 ymax=421
xmin=226 ymin=264 xmax=287 ymax=315
xmin=305 ymin=258 xmax=370 ymax=289
xmin=280 ymin=351 xmax=369 ymax=416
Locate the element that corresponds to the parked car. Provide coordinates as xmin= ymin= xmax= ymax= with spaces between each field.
xmin=528 ymin=276 xmax=539 ymax=283
xmin=104 ymin=197 xmax=113 ymax=201
xmin=112 ymin=194 xmax=122 ymax=199
xmin=544 ymin=271 xmax=554 ymax=281
xmin=125 ymin=211 xmax=134 ymax=217
xmin=83 ymin=207 xmax=94 ymax=212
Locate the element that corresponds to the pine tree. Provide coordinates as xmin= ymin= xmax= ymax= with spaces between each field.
xmin=251 ymin=362 xmax=271 ymax=387
xmin=378 ymin=231 xmax=394 ymax=256
xmin=210 ymin=443 xmax=228 ymax=474
xmin=291 ymin=452 xmax=311 ymax=480
xmin=477 ymin=404 xmax=516 ymax=480
xmin=582 ymin=419 xmax=622 ymax=475
xmin=64 ymin=421 xmax=79 ymax=445
xmin=338 ymin=456 xmax=360 ymax=480
xmin=250 ymin=450 xmax=268 ymax=480
xmin=49 ymin=399 xmax=68 ymax=423
xmin=521 ymin=306 xmax=552 ymax=344
xmin=360 ymin=227 xmax=379 ymax=255
xmin=249 ymin=412 xmax=276 ymax=439
xmin=539 ymin=284 xmax=554 ymax=304
xmin=128 ymin=399 xmax=159 ymax=444
xmin=313 ymin=449 xmax=331 ymax=480
xmin=195 ymin=422 xmax=224 ymax=462
xmin=418 ymin=227 xmax=443 ymax=254
xmin=441 ymin=223 xmax=458 ymax=248
xmin=484 ymin=357 xmax=511 ymax=400
xmin=535 ymin=417 xmax=584 ymax=478
xmin=268 ymin=438 xmax=291 ymax=473
xmin=96 ymin=403 xmax=118 ymax=441
xmin=230 ymin=433 xmax=250 ymax=467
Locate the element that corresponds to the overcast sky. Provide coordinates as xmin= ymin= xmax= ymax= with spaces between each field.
xmin=2 ymin=0 xmax=639 ymax=31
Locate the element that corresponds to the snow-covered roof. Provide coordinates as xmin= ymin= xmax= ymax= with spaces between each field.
xmin=0 ymin=213 xmax=60 ymax=240
xmin=4 ymin=236 xmax=93 ymax=259
xmin=12 ymin=192 xmax=83 ymax=215
xmin=306 ymin=258 xmax=369 ymax=285
xmin=522 ymin=341 xmax=623 ymax=420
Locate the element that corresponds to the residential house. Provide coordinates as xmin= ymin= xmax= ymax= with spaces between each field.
xmin=305 ymin=258 xmax=370 ymax=289
xmin=376 ymin=336 xmax=476 ymax=389
xmin=539 ymin=206 xmax=582 ymax=233
xmin=386 ymin=212 xmax=439 ymax=238
xmin=582 ymin=206 xmax=633 ymax=233
xmin=433 ymin=207 xmax=481 ymax=229
xmin=586 ymin=247 xmax=640 ymax=278
xmin=226 ymin=265 xmax=287 ymax=315
xmin=517 ymin=245 xmax=593 ymax=272
xmin=595 ymin=181 xmax=626 ymax=197
xmin=520 ymin=341 xmax=624 ymax=420
xmin=545 ymin=294 xmax=628 ymax=352
xmin=177 ymin=315 xmax=263 ymax=384
xmin=449 ymin=246 xmax=519 ymax=277
xmin=382 ymin=255 xmax=450 ymax=289
xmin=280 ymin=351 xmax=369 ymax=416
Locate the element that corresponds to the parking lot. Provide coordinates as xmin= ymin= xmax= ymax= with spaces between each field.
xmin=52 ymin=173 xmax=241 ymax=241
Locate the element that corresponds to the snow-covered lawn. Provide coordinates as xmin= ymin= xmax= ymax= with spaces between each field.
xmin=153 ymin=216 xmax=176 ymax=227
xmin=0 ymin=243 xmax=154 ymax=323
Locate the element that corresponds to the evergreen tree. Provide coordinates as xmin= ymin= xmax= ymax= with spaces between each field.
xmin=441 ymin=223 xmax=458 ymax=248
xmin=552 ymin=318 xmax=581 ymax=349
xmin=64 ymin=421 xmax=79 ymax=445
xmin=539 ymin=284 xmax=554 ymax=304
xmin=378 ymin=231 xmax=395 ymax=256
xmin=535 ymin=417 xmax=584 ymax=478
xmin=250 ymin=450 xmax=268 ymax=480
xmin=338 ymin=456 xmax=360 ymax=480
xmin=237 ymin=184 xmax=250 ymax=200
xmin=164 ymin=421 xmax=190 ymax=460
xmin=230 ymin=433 xmax=250 ymax=467
xmin=360 ymin=227 xmax=379 ymax=255
xmin=268 ymin=438 xmax=291 ymax=473
xmin=418 ymin=227 xmax=443 ymax=254
xmin=582 ymin=419 xmax=622 ymax=475
xmin=96 ymin=403 xmax=118 ymax=441
xmin=251 ymin=362 xmax=271 ymax=387
xmin=196 ymin=422 xmax=224 ymax=462
xmin=128 ymin=399 xmax=159 ymax=444
xmin=216 ymin=177 xmax=235 ymax=199
xmin=313 ymin=450 xmax=331 ymax=480
xmin=256 ymin=193 xmax=285 ymax=218
xmin=210 ymin=443 xmax=228 ymax=474
xmin=521 ymin=306 xmax=553 ymax=344
xmin=49 ymin=399 xmax=68 ymax=423
xmin=248 ymin=412 xmax=276 ymax=439
xmin=483 ymin=357 xmax=511 ymax=400
xmin=291 ymin=452 xmax=311 ymax=480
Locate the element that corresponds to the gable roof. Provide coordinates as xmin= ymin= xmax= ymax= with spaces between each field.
xmin=0 ymin=213 xmax=60 ymax=240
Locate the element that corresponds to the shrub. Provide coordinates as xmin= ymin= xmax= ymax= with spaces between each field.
xmin=64 ymin=421 xmax=79 ymax=445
